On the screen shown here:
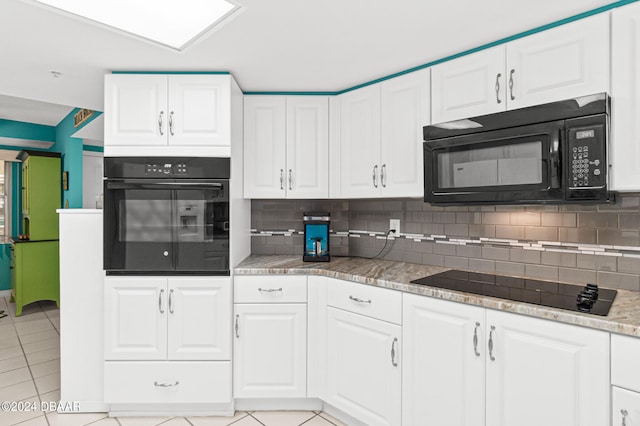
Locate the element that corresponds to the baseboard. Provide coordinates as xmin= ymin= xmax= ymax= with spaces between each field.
xmin=0 ymin=290 xmax=12 ymax=298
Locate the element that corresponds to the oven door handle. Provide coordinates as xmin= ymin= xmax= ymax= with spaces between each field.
xmin=106 ymin=181 xmax=224 ymax=190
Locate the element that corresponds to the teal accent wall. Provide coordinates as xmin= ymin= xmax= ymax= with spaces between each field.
xmin=83 ymin=145 xmax=104 ymax=153
xmin=0 ymin=244 xmax=10 ymax=292
xmin=0 ymin=119 xmax=56 ymax=143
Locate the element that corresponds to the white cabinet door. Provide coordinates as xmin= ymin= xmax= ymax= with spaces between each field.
xmin=485 ymin=310 xmax=609 ymax=426
xmin=234 ymin=304 xmax=307 ymax=398
xmin=104 ymin=277 xmax=167 ymax=361
xmin=381 ymin=69 xmax=430 ymax=198
xmin=167 ymin=277 xmax=231 ymax=361
xmin=339 ymin=84 xmax=382 ymax=198
xmin=326 ymin=307 xmax=401 ymax=426
xmin=613 ymin=387 xmax=640 ymax=426
xmin=167 ymin=75 xmax=231 ymax=147
xmin=402 ymin=294 xmax=484 ymax=426
xmin=243 ymin=96 xmax=287 ymax=198
xmin=104 ymin=74 xmax=167 ymax=146
xmin=286 ymin=96 xmax=329 ymax=198
xmin=506 ymin=13 xmax=610 ymax=110
xmin=431 ymin=46 xmax=506 ymax=123
xmin=612 ymin=1 xmax=640 ymax=191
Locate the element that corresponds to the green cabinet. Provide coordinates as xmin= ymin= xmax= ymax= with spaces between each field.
xmin=11 ymin=151 xmax=62 ymax=316
xmin=20 ymin=151 xmax=61 ymax=240
xmin=11 ymin=241 xmax=60 ymax=316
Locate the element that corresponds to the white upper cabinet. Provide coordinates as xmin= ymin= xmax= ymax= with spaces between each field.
xmin=339 ymin=69 xmax=430 ymax=198
xmin=431 ymin=14 xmax=609 ymax=123
xmin=104 ymin=74 xmax=233 ymax=156
xmin=380 ymin=69 xmax=430 ymax=197
xmin=243 ymin=96 xmax=329 ymax=199
xmin=243 ymin=96 xmax=287 ymax=198
xmin=432 ymin=46 xmax=506 ymax=123
xmin=612 ymin=1 xmax=640 ymax=191
xmin=339 ymin=84 xmax=382 ymax=198
xmin=506 ymin=13 xmax=609 ymax=110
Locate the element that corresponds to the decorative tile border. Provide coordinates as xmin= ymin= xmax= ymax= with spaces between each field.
xmin=250 ymin=228 xmax=640 ymax=259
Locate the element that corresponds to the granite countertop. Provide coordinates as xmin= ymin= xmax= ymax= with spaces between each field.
xmin=235 ymin=255 xmax=640 ymax=338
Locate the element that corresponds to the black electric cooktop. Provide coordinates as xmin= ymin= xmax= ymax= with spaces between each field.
xmin=410 ymin=270 xmax=617 ymax=316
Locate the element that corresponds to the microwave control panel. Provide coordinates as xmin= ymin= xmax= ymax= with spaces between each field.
xmin=567 ymin=122 xmax=606 ymax=189
xmin=144 ymin=163 xmax=188 ymax=176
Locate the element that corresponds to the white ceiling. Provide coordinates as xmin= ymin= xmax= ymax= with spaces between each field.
xmin=0 ymin=0 xmax=618 ymax=127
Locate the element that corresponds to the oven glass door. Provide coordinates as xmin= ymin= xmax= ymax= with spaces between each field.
xmin=425 ymin=121 xmax=564 ymax=204
xmin=104 ymin=179 xmax=229 ymax=274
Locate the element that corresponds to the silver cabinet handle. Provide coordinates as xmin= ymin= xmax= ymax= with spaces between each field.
xmin=509 ymin=69 xmax=515 ymax=101
xmin=168 ymin=111 xmax=175 ymax=136
xmin=372 ymin=165 xmax=378 ymax=188
xmin=158 ymin=289 xmax=165 ymax=314
xmin=258 ymin=287 xmax=283 ymax=293
xmin=391 ymin=337 xmax=398 ymax=367
xmin=495 ymin=73 xmax=502 ymax=104
xmin=349 ymin=295 xmax=372 ymax=304
xmin=280 ymin=169 xmax=284 ymax=190
xmin=381 ymin=164 xmax=387 ymax=188
xmin=621 ymin=409 xmax=629 ymax=426
xmin=154 ymin=381 xmax=179 ymax=387
xmin=168 ymin=289 xmax=174 ymax=314
xmin=158 ymin=111 xmax=165 ymax=135
xmin=235 ymin=314 xmax=239 ymax=338
xmin=473 ymin=322 xmax=480 ymax=357
xmin=488 ymin=325 xmax=496 ymax=361
xmin=288 ymin=169 xmax=293 ymax=191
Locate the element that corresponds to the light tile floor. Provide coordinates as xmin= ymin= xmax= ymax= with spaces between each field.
xmin=0 ymin=297 xmax=347 ymax=426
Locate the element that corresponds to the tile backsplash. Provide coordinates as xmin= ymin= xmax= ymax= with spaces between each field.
xmin=251 ymin=195 xmax=640 ymax=291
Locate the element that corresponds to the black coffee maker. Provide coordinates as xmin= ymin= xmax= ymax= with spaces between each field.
xmin=303 ymin=212 xmax=330 ymax=262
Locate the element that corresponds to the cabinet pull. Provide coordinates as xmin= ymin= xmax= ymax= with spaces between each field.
xmin=168 ymin=289 xmax=174 ymax=314
xmin=509 ymin=69 xmax=515 ymax=101
xmin=154 ymin=381 xmax=179 ymax=388
xmin=381 ymin=164 xmax=387 ymax=188
xmin=349 ymin=295 xmax=372 ymax=304
xmin=288 ymin=169 xmax=293 ymax=191
xmin=473 ymin=322 xmax=480 ymax=357
xmin=168 ymin=111 xmax=175 ymax=136
xmin=280 ymin=169 xmax=284 ymax=190
xmin=495 ymin=73 xmax=502 ymax=104
xmin=488 ymin=325 xmax=496 ymax=361
xmin=158 ymin=289 xmax=165 ymax=314
xmin=258 ymin=287 xmax=283 ymax=293
xmin=391 ymin=337 xmax=398 ymax=367
xmin=235 ymin=314 xmax=239 ymax=338
xmin=158 ymin=111 xmax=165 ymax=135
xmin=372 ymin=165 xmax=378 ymax=188
xmin=621 ymin=409 xmax=629 ymax=426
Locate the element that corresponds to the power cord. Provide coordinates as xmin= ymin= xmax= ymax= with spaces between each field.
xmin=332 ymin=229 xmax=397 ymax=260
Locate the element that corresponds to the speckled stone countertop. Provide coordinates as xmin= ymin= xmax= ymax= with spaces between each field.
xmin=235 ymin=255 xmax=640 ymax=338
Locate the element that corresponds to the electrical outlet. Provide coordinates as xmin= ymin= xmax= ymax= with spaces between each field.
xmin=389 ymin=219 xmax=400 ymax=237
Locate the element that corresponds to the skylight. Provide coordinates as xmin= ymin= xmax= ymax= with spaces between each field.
xmin=31 ymin=0 xmax=240 ymax=51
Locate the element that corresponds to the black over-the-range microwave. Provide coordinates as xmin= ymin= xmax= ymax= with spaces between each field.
xmin=423 ymin=93 xmax=613 ymax=205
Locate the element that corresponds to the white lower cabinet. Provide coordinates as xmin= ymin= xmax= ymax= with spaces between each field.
xmin=325 ymin=277 xmax=402 ymax=426
xmin=613 ymin=387 xmax=640 ymax=426
xmin=402 ymin=294 xmax=609 ymax=426
xmin=103 ymin=276 xmax=232 ymax=406
xmin=233 ymin=304 xmax=307 ymax=398
xmin=402 ymin=294 xmax=484 ymax=426
xmin=233 ymin=275 xmax=308 ymax=398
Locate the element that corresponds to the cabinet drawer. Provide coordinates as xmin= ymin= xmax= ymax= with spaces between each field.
xmin=104 ymin=361 xmax=231 ymax=404
xmin=327 ymin=278 xmax=402 ymax=325
xmin=234 ymin=275 xmax=307 ymax=303
xmin=612 ymin=334 xmax=640 ymax=392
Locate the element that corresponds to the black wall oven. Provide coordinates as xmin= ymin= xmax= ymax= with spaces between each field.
xmin=104 ymin=157 xmax=230 ymax=275
xmin=423 ymin=93 xmax=613 ymax=205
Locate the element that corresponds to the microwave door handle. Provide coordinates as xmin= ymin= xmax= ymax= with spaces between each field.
xmin=550 ymin=133 xmax=561 ymax=189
